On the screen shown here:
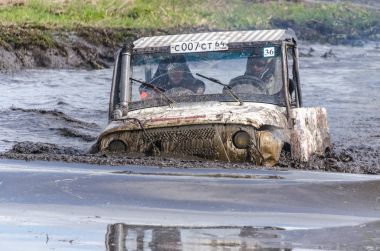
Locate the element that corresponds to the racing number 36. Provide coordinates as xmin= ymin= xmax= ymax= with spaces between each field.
xmin=263 ymin=47 xmax=275 ymax=57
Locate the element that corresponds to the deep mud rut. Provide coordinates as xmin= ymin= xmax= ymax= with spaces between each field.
xmin=0 ymin=141 xmax=378 ymax=174
xmin=0 ymin=43 xmax=379 ymax=174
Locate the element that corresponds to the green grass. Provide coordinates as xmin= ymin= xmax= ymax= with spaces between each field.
xmin=0 ymin=0 xmax=378 ymax=32
xmin=0 ymin=25 xmax=58 ymax=49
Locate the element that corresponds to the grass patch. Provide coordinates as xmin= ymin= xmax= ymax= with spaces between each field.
xmin=0 ymin=0 xmax=378 ymax=30
xmin=0 ymin=0 xmax=379 ymax=43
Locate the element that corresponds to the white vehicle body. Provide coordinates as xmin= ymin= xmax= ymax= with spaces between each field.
xmin=94 ymin=29 xmax=331 ymax=166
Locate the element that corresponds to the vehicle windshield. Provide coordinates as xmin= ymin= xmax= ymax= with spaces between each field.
xmin=129 ymin=46 xmax=284 ymax=110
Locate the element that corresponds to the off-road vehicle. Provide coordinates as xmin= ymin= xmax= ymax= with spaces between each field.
xmin=93 ymin=29 xmax=331 ymax=166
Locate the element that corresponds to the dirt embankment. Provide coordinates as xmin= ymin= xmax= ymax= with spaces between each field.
xmin=0 ymin=26 xmax=218 ymax=71
xmin=0 ymin=26 xmax=133 ymax=70
xmin=1 ymin=21 xmax=379 ymax=71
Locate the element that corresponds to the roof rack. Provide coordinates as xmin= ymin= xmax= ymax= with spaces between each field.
xmin=133 ymin=29 xmax=296 ymax=53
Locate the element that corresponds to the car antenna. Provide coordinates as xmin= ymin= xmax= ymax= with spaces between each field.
xmin=196 ymin=73 xmax=243 ymax=105
xmin=130 ymin=78 xmax=176 ymax=106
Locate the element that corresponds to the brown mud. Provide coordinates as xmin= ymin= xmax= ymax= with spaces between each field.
xmin=0 ymin=141 xmax=378 ymax=174
xmin=53 ymin=128 xmax=97 ymax=142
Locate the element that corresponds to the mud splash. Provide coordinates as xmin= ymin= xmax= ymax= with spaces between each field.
xmin=278 ymin=146 xmax=380 ymax=174
xmin=8 ymin=141 xmax=82 ymax=155
xmin=53 ymin=127 xmax=96 ymax=142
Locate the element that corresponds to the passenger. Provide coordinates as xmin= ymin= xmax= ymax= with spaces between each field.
xmin=139 ymin=56 xmax=205 ymax=99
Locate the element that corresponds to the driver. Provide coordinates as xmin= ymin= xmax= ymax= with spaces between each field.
xmin=246 ymin=57 xmax=274 ymax=83
xmin=227 ymin=55 xmax=275 ymax=94
xmin=139 ymin=56 xmax=205 ymax=99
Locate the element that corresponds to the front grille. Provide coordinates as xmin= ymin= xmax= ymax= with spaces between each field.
xmin=144 ymin=126 xmax=218 ymax=158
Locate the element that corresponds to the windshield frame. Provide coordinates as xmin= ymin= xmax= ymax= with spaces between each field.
xmin=113 ymin=41 xmax=289 ymax=113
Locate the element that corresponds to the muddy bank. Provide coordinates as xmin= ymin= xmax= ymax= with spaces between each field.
xmin=0 ymin=141 xmax=378 ymax=174
xmin=0 ymin=25 xmax=134 ymax=70
xmin=0 ymin=25 xmax=214 ymax=71
xmin=1 ymin=22 xmax=379 ymax=71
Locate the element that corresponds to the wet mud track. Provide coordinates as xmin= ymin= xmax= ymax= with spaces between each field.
xmin=0 ymin=159 xmax=379 ymax=250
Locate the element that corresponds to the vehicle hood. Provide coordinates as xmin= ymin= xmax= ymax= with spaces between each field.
xmin=103 ymin=101 xmax=287 ymax=134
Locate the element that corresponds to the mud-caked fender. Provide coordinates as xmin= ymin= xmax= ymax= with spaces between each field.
xmin=290 ymin=107 xmax=331 ymax=162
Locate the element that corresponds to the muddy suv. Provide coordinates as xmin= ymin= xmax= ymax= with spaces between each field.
xmin=93 ymin=29 xmax=331 ymax=166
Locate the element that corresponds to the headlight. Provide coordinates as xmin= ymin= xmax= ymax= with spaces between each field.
xmin=107 ymin=140 xmax=127 ymax=152
xmin=232 ymin=131 xmax=250 ymax=149
xmin=257 ymin=131 xmax=283 ymax=166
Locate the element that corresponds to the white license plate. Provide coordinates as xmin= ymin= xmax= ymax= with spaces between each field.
xmin=170 ymin=40 xmax=228 ymax=54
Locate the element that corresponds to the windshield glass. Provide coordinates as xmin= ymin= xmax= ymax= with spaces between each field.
xmin=129 ymin=46 xmax=284 ymax=110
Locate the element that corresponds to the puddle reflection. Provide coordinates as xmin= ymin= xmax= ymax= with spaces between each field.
xmin=105 ymin=223 xmax=290 ymax=251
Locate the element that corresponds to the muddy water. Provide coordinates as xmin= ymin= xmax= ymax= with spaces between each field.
xmin=297 ymin=42 xmax=380 ymax=173
xmin=0 ymin=69 xmax=110 ymax=151
xmin=0 ymin=43 xmax=379 ymax=172
xmin=300 ymin=42 xmax=380 ymax=148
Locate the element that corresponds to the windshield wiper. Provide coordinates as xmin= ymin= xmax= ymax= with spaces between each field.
xmin=196 ymin=73 xmax=243 ymax=105
xmin=130 ymin=77 xmax=175 ymax=106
